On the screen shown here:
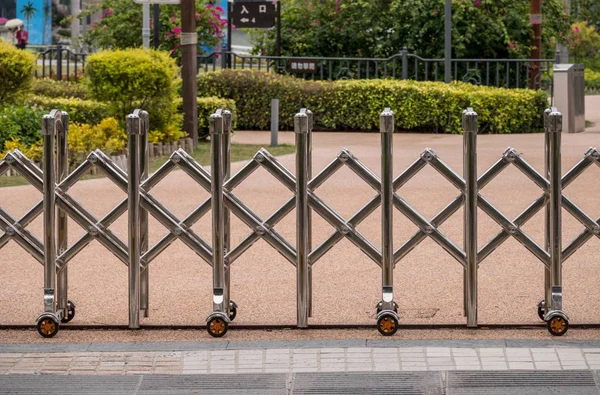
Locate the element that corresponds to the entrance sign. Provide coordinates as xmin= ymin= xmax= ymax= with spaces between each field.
xmin=230 ymin=1 xmax=276 ymax=28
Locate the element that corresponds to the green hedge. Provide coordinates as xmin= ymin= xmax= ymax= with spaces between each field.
xmin=0 ymin=41 xmax=36 ymax=104
xmin=31 ymin=79 xmax=89 ymax=99
xmin=86 ymin=49 xmax=179 ymax=132
xmin=586 ymin=69 xmax=600 ymax=91
xmin=28 ymin=95 xmax=110 ymax=125
xmin=175 ymin=96 xmax=237 ymax=139
xmin=198 ymin=70 xmax=548 ymax=133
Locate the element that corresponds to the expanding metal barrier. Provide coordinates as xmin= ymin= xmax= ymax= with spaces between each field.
xmin=1 ymin=106 xmax=598 ymax=338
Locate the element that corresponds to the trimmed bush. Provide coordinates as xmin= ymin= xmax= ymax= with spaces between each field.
xmin=27 ymin=95 xmax=110 ymax=125
xmin=586 ymin=69 xmax=600 ymax=91
xmin=175 ymin=96 xmax=237 ymax=140
xmin=68 ymin=118 xmax=126 ymax=165
xmin=31 ymin=79 xmax=89 ymax=99
xmin=0 ymin=105 xmax=45 ymax=151
xmin=85 ymin=48 xmax=179 ymax=131
xmin=198 ymin=70 xmax=548 ymax=133
xmin=0 ymin=41 xmax=36 ymax=104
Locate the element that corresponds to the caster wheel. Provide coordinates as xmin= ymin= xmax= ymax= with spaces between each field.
xmin=547 ymin=316 xmax=568 ymax=336
xmin=36 ymin=315 xmax=59 ymax=338
xmin=376 ymin=302 xmax=398 ymax=315
xmin=377 ymin=314 xmax=398 ymax=336
xmin=229 ymin=301 xmax=237 ymax=322
xmin=61 ymin=300 xmax=76 ymax=323
xmin=207 ymin=316 xmax=228 ymax=338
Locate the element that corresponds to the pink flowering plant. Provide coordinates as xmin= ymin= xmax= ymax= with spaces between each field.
xmin=81 ymin=0 xmax=224 ymax=58
xmin=248 ymin=0 xmax=569 ymax=60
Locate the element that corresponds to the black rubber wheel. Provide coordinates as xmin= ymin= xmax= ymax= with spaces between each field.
xmin=61 ymin=300 xmax=76 ymax=323
xmin=376 ymin=302 xmax=398 ymax=315
xmin=377 ymin=314 xmax=399 ymax=336
xmin=229 ymin=301 xmax=237 ymax=322
xmin=537 ymin=300 xmax=545 ymax=321
xmin=547 ymin=316 xmax=568 ymax=336
xmin=207 ymin=316 xmax=229 ymax=338
xmin=36 ymin=315 xmax=59 ymax=338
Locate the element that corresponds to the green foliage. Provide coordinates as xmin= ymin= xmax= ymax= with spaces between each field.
xmin=0 ymin=105 xmax=45 ymax=151
xmin=0 ymin=41 xmax=36 ymax=104
xmin=586 ymin=69 xmax=600 ymax=90
xmin=31 ymin=79 xmax=89 ymax=99
xmin=571 ymin=0 xmax=600 ymax=32
xmin=80 ymin=0 xmax=223 ymax=58
xmin=148 ymin=125 xmax=187 ymax=144
xmin=27 ymin=95 xmax=110 ymax=125
xmin=249 ymin=0 xmax=569 ymax=59
xmin=198 ymin=70 xmax=547 ymax=134
xmin=68 ymin=117 xmax=126 ymax=165
xmin=174 ymin=96 xmax=237 ymax=140
xmin=568 ymin=22 xmax=600 ymax=58
xmin=85 ymin=48 xmax=179 ymax=131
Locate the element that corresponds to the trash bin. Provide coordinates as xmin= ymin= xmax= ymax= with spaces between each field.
xmin=553 ymin=64 xmax=586 ymax=133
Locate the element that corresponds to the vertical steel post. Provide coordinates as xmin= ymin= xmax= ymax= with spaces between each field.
xmin=222 ymin=110 xmax=232 ymax=315
xmin=42 ymin=111 xmax=58 ymax=314
xmin=56 ymin=112 xmax=69 ymax=314
xmin=139 ymin=111 xmax=150 ymax=318
xmin=210 ymin=111 xmax=226 ymax=313
xmin=306 ymin=109 xmax=313 ymax=317
xmin=127 ymin=113 xmax=142 ymax=329
xmin=548 ymin=108 xmax=562 ymax=308
xmin=543 ymin=108 xmax=552 ymax=313
xmin=295 ymin=111 xmax=309 ymax=328
xmin=401 ymin=47 xmax=408 ymax=80
xmin=462 ymin=108 xmax=478 ymax=328
xmin=380 ymin=108 xmax=394 ymax=310
xmin=271 ymin=99 xmax=279 ymax=147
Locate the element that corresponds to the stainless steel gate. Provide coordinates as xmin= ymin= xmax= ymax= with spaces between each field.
xmin=0 ymin=106 xmax=598 ymax=338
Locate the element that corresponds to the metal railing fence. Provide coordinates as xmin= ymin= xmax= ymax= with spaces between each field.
xmin=198 ymin=48 xmax=557 ymax=90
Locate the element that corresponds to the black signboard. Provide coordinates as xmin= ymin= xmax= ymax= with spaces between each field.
xmin=230 ymin=1 xmax=277 ymax=28
xmin=290 ymin=59 xmax=318 ymax=74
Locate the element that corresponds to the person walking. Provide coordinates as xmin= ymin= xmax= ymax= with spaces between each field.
xmin=15 ymin=26 xmax=28 ymax=49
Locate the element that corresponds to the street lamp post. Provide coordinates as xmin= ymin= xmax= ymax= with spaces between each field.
xmin=444 ymin=0 xmax=452 ymax=83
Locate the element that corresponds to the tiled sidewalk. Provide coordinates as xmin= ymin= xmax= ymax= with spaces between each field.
xmin=1 ymin=346 xmax=600 ymax=375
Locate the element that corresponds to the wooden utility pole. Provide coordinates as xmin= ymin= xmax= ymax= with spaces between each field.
xmin=530 ymin=0 xmax=542 ymax=89
xmin=181 ymin=0 xmax=198 ymax=146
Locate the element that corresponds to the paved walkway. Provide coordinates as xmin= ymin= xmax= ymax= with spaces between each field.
xmin=3 ymin=340 xmax=600 ymax=375
xmin=3 ymin=341 xmax=600 ymax=394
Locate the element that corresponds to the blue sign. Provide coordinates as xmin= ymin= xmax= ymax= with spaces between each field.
xmin=16 ymin=0 xmax=51 ymax=45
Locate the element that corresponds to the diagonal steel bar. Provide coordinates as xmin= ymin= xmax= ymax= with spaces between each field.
xmin=393 ymin=193 xmax=466 ymax=266
xmin=562 ymin=195 xmax=600 ymax=237
xmin=56 ymin=198 xmax=128 ymax=271
xmin=2 ymin=152 xmax=43 ymax=192
xmin=55 ymin=192 xmax=129 ymax=264
xmin=393 ymin=156 xmax=428 ymax=191
xmin=509 ymin=150 xmax=549 ymax=192
xmin=224 ymin=154 xmax=261 ymax=191
xmin=478 ymin=194 xmax=547 ymax=264
xmin=308 ymin=157 xmax=344 ymax=190
xmin=141 ymin=157 xmax=177 ymax=191
xmin=426 ymin=150 xmax=465 ymax=191
xmin=58 ymin=158 xmax=94 ymax=192
xmin=394 ymin=194 xmax=464 ymax=264
xmin=226 ymin=197 xmax=296 ymax=266
xmin=224 ymin=191 xmax=297 ymax=265
xmin=478 ymin=195 xmax=550 ymax=267
xmin=310 ymin=194 xmax=382 ymax=266
xmin=562 ymin=154 xmax=594 ymax=189
xmin=0 ymin=203 xmax=44 ymax=263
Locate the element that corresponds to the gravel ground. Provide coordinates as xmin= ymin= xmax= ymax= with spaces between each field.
xmin=2 ymin=126 xmax=600 ymax=342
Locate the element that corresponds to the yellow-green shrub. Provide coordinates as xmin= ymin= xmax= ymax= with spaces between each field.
xmin=31 ymin=79 xmax=89 ymax=99
xmin=0 ymin=138 xmax=43 ymax=162
xmin=68 ymin=118 xmax=126 ymax=165
xmin=175 ymin=96 xmax=237 ymax=140
xmin=0 ymin=41 xmax=36 ymax=104
xmin=586 ymin=69 xmax=600 ymax=91
xmin=27 ymin=95 xmax=110 ymax=125
xmin=148 ymin=125 xmax=187 ymax=144
xmin=85 ymin=48 xmax=179 ymax=132
xmin=198 ymin=70 xmax=548 ymax=133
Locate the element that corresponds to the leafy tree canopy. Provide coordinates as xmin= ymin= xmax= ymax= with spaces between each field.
xmin=248 ymin=0 xmax=570 ymax=59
